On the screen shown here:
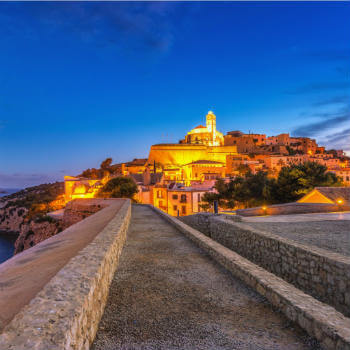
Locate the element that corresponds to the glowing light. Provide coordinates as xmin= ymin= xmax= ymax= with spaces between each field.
xmin=73 ymin=184 xmax=88 ymax=195
xmin=262 ymin=205 xmax=267 ymax=211
xmin=337 ymin=199 xmax=344 ymax=205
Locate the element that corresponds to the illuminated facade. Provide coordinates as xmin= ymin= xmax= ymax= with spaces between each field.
xmin=64 ymin=176 xmax=108 ymax=202
xmin=184 ymin=111 xmax=224 ymax=146
xmin=147 ymin=112 xmax=237 ymax=181
xmin=153 ymin=183 xmax=214 ymax=216
xmin=329 ymin=168 xmax=350 ymax=185
xmin=182 ymin=160 xmax=225 ymax=182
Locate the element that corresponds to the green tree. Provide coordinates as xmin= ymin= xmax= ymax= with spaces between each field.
xmin=97 ymin=176 xmax=138 ymax=199
xmin=81 ymin=168 xmax=100 ymax=179
xmin=243 ymin=171 xmax=275 ymax=206
xmin=100 ymin=157 xmax=113 ymax=173
xmin=235 ymin=164 xmax=251 ymax=176
xmin=286 ymin=146 xmax=297 ymax=156
xmin=201 ymin=171 xmax=275 ymax=209
xmin=273 ymin=162 xmax=342 ymax=202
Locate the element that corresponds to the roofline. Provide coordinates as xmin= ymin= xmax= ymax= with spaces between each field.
xmin=298 ymin=189 xmax=335 ymax=204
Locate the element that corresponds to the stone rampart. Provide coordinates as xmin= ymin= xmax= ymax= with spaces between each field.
xmin=0 ymin=198 xmax=131 ymax=350
xmin=180 ymin=213 xmax=350 ymax=318
xmin=236 ymin=202 xmax=350 ymax=216
xmin=151 ymin=206 xmax=350 ymax=350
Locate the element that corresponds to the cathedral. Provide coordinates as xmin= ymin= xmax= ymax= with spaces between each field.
xmin=146 ymin=111 xmax=237 ymax=181
xmin=183 ymin=111 xmax=224 ymax=146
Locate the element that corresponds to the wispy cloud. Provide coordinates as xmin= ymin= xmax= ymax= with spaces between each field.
xmin=325 ymin=128 xmax=350 ymax=143
xmin=0 ymin=2 xmax=195 ymax=54
xmin=320 ymin=128 xmax=350 ymax=152
xmin=312 ymin=95 xmax=349 ymax=107
xmin=286 ymin=81 xmax=350 ymax=94
xmin=292 ymin=113 xmax=349 ymax=137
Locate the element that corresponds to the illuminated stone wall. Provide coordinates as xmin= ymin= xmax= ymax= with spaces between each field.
xmin=0 ymin=200 xmax=130 ymax=349
xmin=147 ymin=144 xmax=237 ymax=168
xmin=180 ymin=213 xmax=350 ymax=317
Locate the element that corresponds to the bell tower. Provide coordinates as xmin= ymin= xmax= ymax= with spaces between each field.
xmin=206 ymin=111 xmax=216 ymax=146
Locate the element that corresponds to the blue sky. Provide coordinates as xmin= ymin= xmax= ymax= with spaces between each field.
xmin=0 ymin=1 xmax=349 ymax=188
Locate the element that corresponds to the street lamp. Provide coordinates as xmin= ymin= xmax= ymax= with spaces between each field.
xmin=336 ymin=198 xmax=344 ymax=212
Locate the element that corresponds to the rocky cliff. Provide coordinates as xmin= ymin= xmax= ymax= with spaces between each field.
xmin=0 ymin=184 xmax=105 ymax=255
xmin=0 ymin=183 xmax=66 ymax=254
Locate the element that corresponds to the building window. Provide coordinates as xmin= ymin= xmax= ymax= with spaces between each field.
xmin=157 ymin=190 xmax=162 ymax=198
xmin=173 ymin=205 xmax=178 ymax=211
xmin=181 ymin=206 xmax=186 ymax=215
xmin=197 ymin=193 xmax=201 ymax=202
xmin=172 ymin=194 xmax=178 ymax=200
xmin=180 ymin=194 xmax=187 ymax=203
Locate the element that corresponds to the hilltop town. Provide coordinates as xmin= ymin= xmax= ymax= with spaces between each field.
xmin=1 ymin=111 xmax=348 ymax=256
xmin=65 ymin=111 xmax=349 ymax=216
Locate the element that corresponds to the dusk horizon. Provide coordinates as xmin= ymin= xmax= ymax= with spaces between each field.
xmin=1 ymin=1 xmax=349 ymax=188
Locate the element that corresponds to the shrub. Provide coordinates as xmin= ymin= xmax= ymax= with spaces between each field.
xmin=98 ymin=176 xmax=138 ymax=199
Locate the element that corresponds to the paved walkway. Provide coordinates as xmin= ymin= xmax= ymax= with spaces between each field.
xmin=92 ymin=205 xmax=319 ymax=350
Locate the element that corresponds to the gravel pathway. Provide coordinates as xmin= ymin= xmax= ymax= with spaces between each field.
xmin=92 ymin=205 xmax=320 ymax=350
xmin=246 ymin=221 xmax=350 ymax=257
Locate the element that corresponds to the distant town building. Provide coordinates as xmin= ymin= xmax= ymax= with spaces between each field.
xmin=64 ymin=176 xmax=106 ymax=202
xmin=329 ymin=168 xmax=350 ymax=186
xmin=153 ymin=182 xmax=215 ymax=216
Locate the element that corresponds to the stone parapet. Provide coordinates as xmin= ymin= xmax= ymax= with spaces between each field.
xmin=0 ymin=199 xmax=131 ymax=350
xmin=181 ymin=213 xmax=350 ymax=318
xmin=150 ymin=206 xmax=350 ymax=350
xmin=236 ymin=202 xmax=350 ymax=216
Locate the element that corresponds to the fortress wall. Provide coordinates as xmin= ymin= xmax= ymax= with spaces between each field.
xmin=151 ymin=206 xmax=350 ymax=350
xmin=147 ymin=144 xmax=237 ymax=167
xmin=0 ymin=199 xmax=131 ymax=350
xmin=236 ymin=202 xmax=350 ymax=216
xmin=147 ymin=144 xmax=210 ymax=166
xmin=180 ymin=213 xmax=350 ymax=318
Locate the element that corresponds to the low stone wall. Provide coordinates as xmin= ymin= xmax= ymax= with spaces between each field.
xmin=180 ymin=213 xmax=350 ymax=318
xmin=0 ymin=199 xmax=131 ymax=350
xmin=151 ymin=206 xmax=350 ymax=350
xmin=236 ymin=202 xmax=350 ymax=216
xmin=62 ymin=199 xmax=109 ymax=228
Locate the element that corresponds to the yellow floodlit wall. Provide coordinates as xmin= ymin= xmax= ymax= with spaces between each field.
xmin=147 ymin=144 xmax=237 ymax=168
xmin=298 ymin=189 xmax=334 ymax=204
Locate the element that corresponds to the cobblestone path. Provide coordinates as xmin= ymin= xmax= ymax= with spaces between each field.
xmin=92 ymin=205 xmax=319 ymax=350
